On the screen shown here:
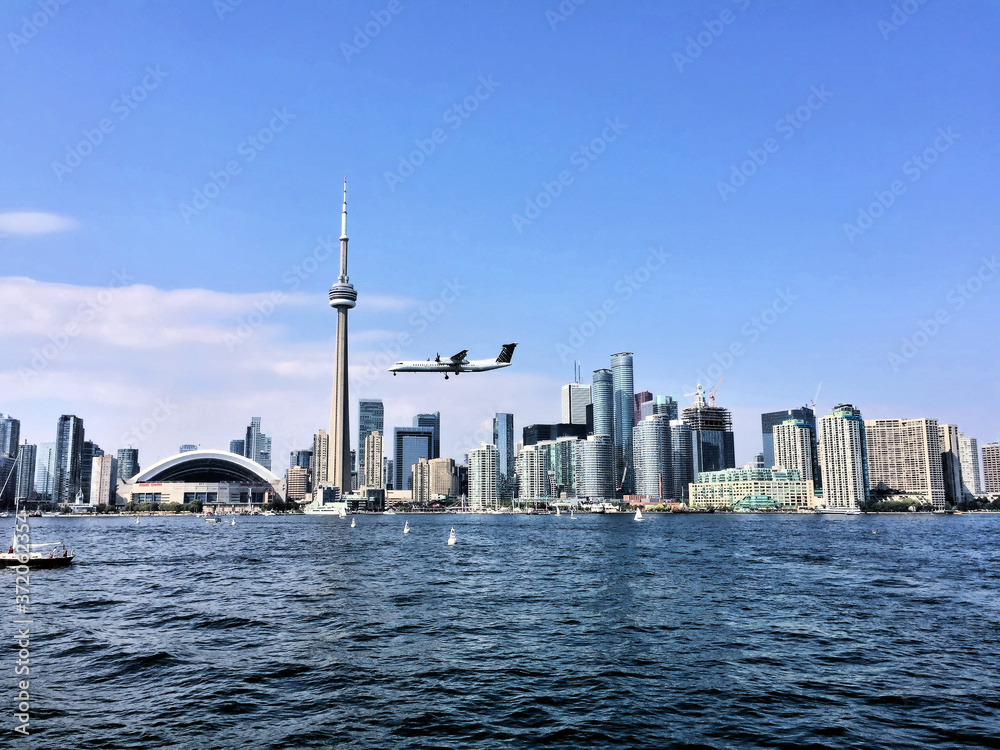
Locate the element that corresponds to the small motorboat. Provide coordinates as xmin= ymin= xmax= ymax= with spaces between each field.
xmin=0 ymin=542 xmax=74 ymax=569
xmin=205 ymin=516 xmax=221 ymax=524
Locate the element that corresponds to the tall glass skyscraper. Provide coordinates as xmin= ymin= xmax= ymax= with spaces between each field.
xmin=670 ymin=420 xmax=694 ymax=500
xmin=591 ymin=369 xmax=614 ymax=438
xmin=413 ymin=412 xmax=441 ymax=459
xmin=394 ymin=427 xmax=433 ymax=491
xmin=358 ymin=399 xmax=384 ymax=483
xmin=493 ymin=413 xmax=515 ymax=500
xmin=117 ymin=448 xmax=140 ymax=482
xmin=0 ymin=414 xmax=20 ymax=457
xmin=54 ymin=415 xmax=85 ymax=504
xmin=633 ymin=415 xmax=672 ymax=498
xmin=34 ymin=443 xmax=56 ymax=502
xmin=611 ymin=352 xmax=635 ymax=495
xmin=14 ymin=443 xmax=36 ymax=502
xmin=561 ymin=384 xmax=591 ymax=425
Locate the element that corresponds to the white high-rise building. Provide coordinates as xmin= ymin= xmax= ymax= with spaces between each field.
xmin=957 ymin=433 xmax=982 ymax=496
xmin=983 ymin=443 xmax=1000 ymax=494
xmin=818 ymin=404 xmax=869 ymax=509
xmin=412 ymin=457 xmax=431 ymax=504
xmin=363 ymin=431 xmax=383 ymax=489
xmin=90 ymin=454 xmax=119 ymax=507
xmin=865 ymin=418 xmax=945 ymax=509
xmin=632 ymin=415 xmax=672 ymax=499
xmin=575 ymin=434 xmax=614 ymax=501
xmin=515 ymin=443 xmax=551 ymax=500
xmin=773 ymin=419 xmax=815 ymax=482
xmin=470 ymin=443 xmax=499 ymax=510
xmin=561 ymin=383 xmax=592 ymax=426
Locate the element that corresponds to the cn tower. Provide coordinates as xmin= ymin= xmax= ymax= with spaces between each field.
xmin=328 ymin=179 xmax=357 ymax=495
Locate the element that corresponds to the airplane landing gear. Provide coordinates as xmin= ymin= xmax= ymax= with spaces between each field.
xmin=444 ymin=374 xmax=449 ymax=380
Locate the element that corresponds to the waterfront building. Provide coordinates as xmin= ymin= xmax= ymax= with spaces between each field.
xmin=411 ymin=457 xmax=431 ymax=504
xmin=229 ymin=439 xmax=245 ymax=456
xmin=54 ymin=415 xmax=85 ymax=505
xmin=561 ymin=383 xmax=592 ymax=426
xmin=357 ymin=399 xmax=384 ymax=484
xmin=983 ymin=443 xmax=1000 ymax=494
xmin=688 ymin=467 xmax=816 ymax=510
xmin=611 ymin=352 xmax=635 ymax=495
xmin=34 ymin=443 xmax=56 ymax=502
xmin=80 ymin=440 xmax=103 ymax=504
xmin=394 ymin=427 xmax=433 ymax=491
xmin=90 ymin=454 xmax=119 ymax=506
xmin=540 ymin=436 xmax=579 ymax=497
xmin=575 ymin=434 xmax=614 ymax=501
xmin=515 ymin=443 xmax=551 ymax=500
xmin=640 ymin=395 xmax=678 ymax=422
xmin=429 ymin=457 xmax=458 ymax=498
xmin=384 ymin=458 xmax=394 ymax=491
xmin=938 ymin=424 xmax=964 ymax=506
xmin=117 ymin=448 xmax=140 ymax=482
xmin=633 ymin=414 xmax=672 ymax=499
xmin=761 ymin=407 xmax=817 ymax=470
xmin=592 ymin=369 xmax=614 ymax=438
xmin=312 ymin=430 xmax=329 ymax=485
xmin=681 ymin=386 xmax=735 ymax=476
xmin=773 ymin=419 xmax=816 ymax=482
xmin=670 ymin=419 xmax=694 ymax=501
xmin=286 ymin=465 xmax=310 ymax=501
xmin=957 ymin=433 xmax=982 ymax=496
xmin=522 ymin=423 xmax=588 ymax=446
xmin=0 ymin=414 xmax=20 ymax=457
xmin=865 ymin=418 xmax=945 ymax=509
xmin=493 ymin=413 xmax=515 ymax=500
xmin=15 ymin=442 xmax=37 ymax=502
xmin=469 ymin=443 xmax=499 ymax=509
xmin=363 ymin=431 xmax=383 ymax=488
xmin=818 ymin=404 xmax=869 ymax=509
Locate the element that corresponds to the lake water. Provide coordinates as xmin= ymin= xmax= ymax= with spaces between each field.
xmin=4 ymin=512 xmax=999 ymax=748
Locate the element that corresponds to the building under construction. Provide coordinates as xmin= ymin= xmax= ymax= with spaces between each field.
xmin=682 ymin=384 xmax=736 ymax=474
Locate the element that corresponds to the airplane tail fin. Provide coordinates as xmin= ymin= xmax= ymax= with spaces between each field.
xmin=497 ymin=343 xmax=517 ymax=364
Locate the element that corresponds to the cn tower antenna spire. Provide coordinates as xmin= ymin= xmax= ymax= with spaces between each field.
xmin=341 ymin=177 xmax=348 ymax=239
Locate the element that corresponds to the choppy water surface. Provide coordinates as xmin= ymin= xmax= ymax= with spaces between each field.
xmin=3 ymin=513 xmax=999 ymax=749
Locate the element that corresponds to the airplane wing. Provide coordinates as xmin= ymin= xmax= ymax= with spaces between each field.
xmin=449 ymin=349 xmax=469 ymax=363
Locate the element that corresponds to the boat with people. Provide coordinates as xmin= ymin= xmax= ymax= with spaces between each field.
xmin=1 ymin=541 xmax=74 ymax=569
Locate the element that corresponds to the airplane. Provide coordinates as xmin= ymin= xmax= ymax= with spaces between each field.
xmin=390 ymin=343 xmax=517 ymax=380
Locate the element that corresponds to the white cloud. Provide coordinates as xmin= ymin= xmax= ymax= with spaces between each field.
xmin=0 ymin=212 xmax=78 ymax=235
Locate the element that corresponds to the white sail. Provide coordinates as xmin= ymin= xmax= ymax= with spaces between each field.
xmin=447 ymin=526 xmax=456 ymax=545
xmin=403 ymin=521 xmax=410 ymax=534
xmin=634 ymin=508 xmax=643 ymax=521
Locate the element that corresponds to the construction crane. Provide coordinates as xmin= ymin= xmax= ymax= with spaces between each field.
xmin=708 ymin=374 xmax=724 ymax=407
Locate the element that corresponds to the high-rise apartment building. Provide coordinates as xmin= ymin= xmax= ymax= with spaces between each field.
xmin=818 ymin=404 xmax=869 ymax=509
xmin=0 ymin=414 xmax=20 ymax=457
xmin=865 ymin=418 xmax=945 ymax=509
xmin=773 ymin=419 xmax=816 ymax=482
xmin=469 ymin=443 xmax=499 ymax=509
xmin=357 ymin=399 xmax=384 ymax=486
xmin=561 ymin=383 xmax=592 ymax=426
xmin=54 ymin=415 xmax=85 ymax=505
xmin=493 ymin=413 xmax=515 ymax=500
xmin=413 ymin=412 xmax=441 ymax=459
xmin=611 ymin=352 xmax=635 ymax=495
xmin=363 ymin=431 xmax=384 ymax=489
xmin=394 ymin=428 xmax=433 ymax=491
xmin=411 ymin=458 xmax=431 ymax=504
xmin=537 ymin=437 xmax=579 ymax=497
xmin=633 ymin=391 xmax=653 ymax=426
xmin=80 ymin=440 xmax=102 ymax=504
xmin=682 ymin=387 xmax=735 ymax=476
xmin=591 ymin=369 xmax=614 ymax=438
xmin=515 ymin=443 xmax=551 ymax=500
xmin=117 ymin=448 xmax=140 ymax=482
xmin=640 ymin=395 xmax=678 ymax=422
xmin=286 ymin=465 xmax=310 ymax=501
xmin=982 ymin=443 xmax=1000 ymax=494
xmin=938 ymin=424 xmax=964 ymax=505
xmin=670 ymin=419 xmax=694 ymax=501
xmin=633 ymin=414 xmax=672 ymax=499
xmin=761 ymin=407 xmax=817 ymax=470
xmin=575 ymin=434 xmax=614 ymax=501
xmin=957 ymin=433 xmax=982 ymax=496
xmin=15 ymin=442 xmax=37 ymax=502
xmin=229 ymin=439 xmax=245 ymax=456
xmin=90 ymin=454 xmax=118 ymax=506
xmin=428 ymin=457 xmax=458 ymax=498
xmin=34 ymin=443 xmax=56 ymax=502
xmin=244 ymin=417 xmax=271 ymax=469
xmin=312 ymin=430 xmax=329 ymax=486
xmin=521 ymin=423 xmax=588 ymax=446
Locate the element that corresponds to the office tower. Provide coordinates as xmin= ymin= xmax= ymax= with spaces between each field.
xmin=538 ymin=437 xmax=579 ymax=497
xmin=818 ymin=404 xmax=869 ymax=509
xmin=290 ymin=449 xmax=313 ymax=469
xmin=54 ymin=415 xmax=85 ymax=504
xmin=80 ymin=440 xmax=102 ymax=504
xmin=561 ymin=383 xmax=592 ymax=426
xmin=357 ymin=399 xmax=384 ymax=485
xmin=522 ymin=423 xmax=588 ymax=446
xmin=259 ymin=435 xmax=272 ymax=471
xmin=575 ymin=434 xmax=614 ymax=500
xmin=350 ymin=449 xmax=357 ymax=490
xmin=753 ymin=452 xmax=765 ymax=469
xmin=0 ymin=414 xmax=20 ymax=457
xmin=957 ymin=433 xmax=982 ymax=496
xmin=640 ymin=395 xmax=678 ymax=422
xmin=682 ymin=386 xmax=735 ymax=476
xmin=329 ymin=180 xmax=358 ymax=495
xmin=364 ymin=431 xmax=384 ymax=488
xmin=865 ymin=418 xmax=945 ymax=509
xmin=469 ymin=443 xmax=499 ymax=509
xmin=412 ymin=458 xmax=431 ymax=503
xmin=394 ymin=427 xmax=433 ymax=491
xmin=90 ymin=454 xmax=118 ymax=506
xmin=670 ymin=420 xmax=694 ymax=501
xmin=0 ymin=456 xmax=15 ymax=507
xmin=633 ymin=391 xmax=653 ymax=426
xmin=413 ymin=412 xmax=441 ymax=459
xmin=385 ymin=458 xmax=394 ymax=490
xmin=493 ymin=413 xmax=515 ymax=500
xmin=117 ymin=448 xmax=140 ymax=482
xmin=286 ymin=465 xmax=310 ymax=500
xmin=983 ymin=443 xmax=1000 ymax=494
xmin=773 ymin=420 xmax=816 ymax=482
xmin=229 ymin=439 xmax=245 ymax=456
xmin=15 ymin=443 xmax=36 ymax=502
xmin=179 ymin=444 xmax=198 ymax=453
xmin=633 ymin=414 xmax=673 ymax=499
xmin=34 ymin=443 xmax=56 ymax=502
xmin=591 ymin=369 xmax=614 ymax=437
xmin=938 ymin=424 xmax=964 ymax=506
xmin=515 ymin=443 xmax=551 ymax=500
xmin=611 ymin=352 xmax=635 ymax=495
xmin=244 ymin=417 xmax=271 ymax=469
xmin=761 ymin=407 xmax=819 ymax=480
xmin=429 ymin=457 xmax=459 ymax=498
xmin=312 ymin=430 xmax=329 ymax=485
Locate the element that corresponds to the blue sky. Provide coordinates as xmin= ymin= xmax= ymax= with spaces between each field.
xmin=2 ymin=0 xmax=998 ymax=472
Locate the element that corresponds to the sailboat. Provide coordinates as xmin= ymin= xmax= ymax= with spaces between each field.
xmin=634 ymin=508 xmax=644 ymax=522
xmin=350 ymin=517 xmax=356 ymax=528
xmin=135 ymin=516 xmax=140 ymax=525
xmin=403 ymin=520 xmax=410 ymax=534
xmin=447 ymin=526 xmax=456 ymax=545
xmin=555 ymin=506 xmax=562 ymax=516
xmin=570 ymin=509 xmax=577 ymax=520
xmin=339 ymin=507 xmax=347 ymax=519
xmin=0 ymin=457 xmax=74 ymax=568
xmin=230 ymin=516 xmax=236 ymax=526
